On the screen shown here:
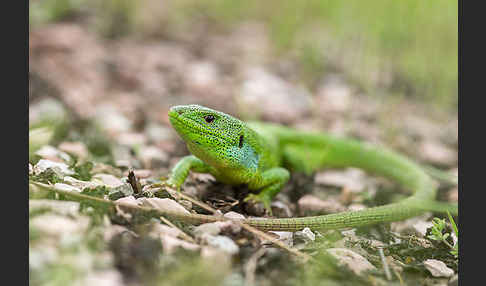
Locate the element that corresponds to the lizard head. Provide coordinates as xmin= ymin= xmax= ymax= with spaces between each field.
xmin=168 ymin=105 xmax=249 ymax=168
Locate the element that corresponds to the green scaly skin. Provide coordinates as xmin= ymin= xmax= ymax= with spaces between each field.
xmin=161 ymin=104 xmax=458 ymax=231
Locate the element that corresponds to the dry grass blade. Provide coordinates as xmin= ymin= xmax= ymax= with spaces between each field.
xmin=29 ymin=181 xmax=312 ymax=261
xmin=164 ymin=186 xmax=220 ymax=215
xmin=165 ymin=187 xmax=313 ymax=262
xmin=244 ymin=248 xmax=267 ymax=286
xmin=159 ymin=216 xmax=196 ymax=243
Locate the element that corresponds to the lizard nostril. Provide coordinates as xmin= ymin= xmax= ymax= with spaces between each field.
xmin=177 ymin=110 xmax=184 ymax=115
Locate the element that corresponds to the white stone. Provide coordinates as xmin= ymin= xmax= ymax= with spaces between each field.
xmin=35 ymin=145 xmax=71 ymax=162
xmin=423 ymin=259 xmax=454 ymax=278
xmin=137 ymin=197 xmax=190 ymax=214
xmin=115 ymin=195 xmax=141 ymax=207
xmin=326 ymin=248 xmax=376 ymax=275
xmin=223 ymin=211 xmax=246 ymax=220
xmin=268 ymin=231 xmax=293 ymax=247
xmin=314 ymin=168 xmax=367 ymax=193
xmin=92 ymin=174 xmax=124 ymax=188
xmin=203 ymin=234 xmax=239 ymax=255
xmin=160 ymin=234 xmax=200 ymax=253
xmin=63 ymin=176 xmax=101 ymax=190
xmin=58 ymin=141 xmax=89 ymax=159
xmin=34 ymin=159 xmax=74 ymax=176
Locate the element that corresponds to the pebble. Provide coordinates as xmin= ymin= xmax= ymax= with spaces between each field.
xmin=390 ymin=213 xmax=433 ymax=238
xmin=223 ymin=211 xmax=246 ymax=220
xmin=203 ymin=234 xmax=239 ymax=255
xmin=58 ymin=141 xmax=89 ymax=159
xmin=139 ymin=146 xmax=169 ymax=168
xmin=137 ymin=197 xmax=190 ymax=214
xmin=34 ymin=159 xmax=74 ymax=177
xmin=423 ymin=259 xmax=454 ymax=278
xmin=94 ymin=105 xmax=133 ymax=135
xmin=294 ymin=227 xmax=315 ymax=244
xmin=298 ymin=194 xmax=346 ymax=214
xmin=114 ymin=195 xmax=141 ymax=207
xmin=420 ymin=140 xmax=457 ymax=166
xmin=29 ymin=98 xmax=67 ymax=126
xmin=92 ymin=174 xmax=124 ymax=188
xmin=270 ymin=201 xmax=292 ymax=217
xmin=145 ymin=123 xmax=173 ymax=143
xmin=107 ymin=183 xmax=134 ymax=200
xmin=194 ymin=222 xmax=226 ymax=237
xmin=268 ymin=231 xmax=293 ymax=247
xmin=35 ymin=145 xmax=71 ymax=162
xmin=160 ymin=234 xmax=200 ymax=253
xmin=239 ymin=67 xmax=313 ymax=123
xmin=315 ymin=76 xmax=353 ymax=114
xmin=63 ymin=176 xmax=100 ymax=190
xmin=314 ymin=168 xmax=367 ymax=193
xmin=326 ymin=248 xmax=376 ymax=275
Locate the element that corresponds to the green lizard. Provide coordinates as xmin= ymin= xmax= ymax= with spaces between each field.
xmin=159 ymin=104 xmax=458 ymax=231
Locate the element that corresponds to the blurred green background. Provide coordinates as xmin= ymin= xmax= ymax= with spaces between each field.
xmin=30 ymin=0 xmax=458 ymax=110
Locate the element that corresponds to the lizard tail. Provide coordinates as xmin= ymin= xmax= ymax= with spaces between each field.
xmin=244 ymin=125 xmax=457 ymax=231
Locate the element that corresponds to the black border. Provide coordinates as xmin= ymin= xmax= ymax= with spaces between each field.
xmin=22 ymin=1 xmax=466 ymax=284
xmin=5 ymin=0 xmax=29 ymax=284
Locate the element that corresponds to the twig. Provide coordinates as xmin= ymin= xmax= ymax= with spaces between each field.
xmin=239 ymin=222 xmax=312 ymax=262
xmin=163 ymin=187 xmax=313 ymax=262
xmin=159 ymin=216 xmax=196 ymax=243
xmin=378 ymin=247 xmax=391 ymax=281
xmin=173 ymin=189 xmax=221 ymax=215
xmin=244 ymin=248 xmax=267 ymax=286
xmin=127 ymin=169 xmax=142 ymax=194
xmin=392 ymin=265 xmax=404 ymax=286
xmin=30 ymin=181 xmax=312 ymax=261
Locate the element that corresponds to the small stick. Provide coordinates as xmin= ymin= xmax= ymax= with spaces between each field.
xmin=167 ymin=188 xmax=313 ymax=262
xmin=31 ymin=181 xmax=312 ymax=261
xmin=239 ymin=222 xmax=312 ymax=262
xmin=378 ymin=247 xmax=392 ymax=281
xmin=244 ymin=248 xmax=267 ymax=286
xmin=159 ymin=216 xmax=196 ymax=243
xmin=127 ymin=169 xmax=142 ymax=194
xmin=174 ymin=190 xmax=221 ymax=215
xmin=392 ymin=266 xmax=404 ymax=286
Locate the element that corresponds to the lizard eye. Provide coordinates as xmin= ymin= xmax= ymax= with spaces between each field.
xmin=204 ymin=115 xmax=215 ymax=123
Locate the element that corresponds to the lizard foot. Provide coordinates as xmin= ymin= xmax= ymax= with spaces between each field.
xmin=244 ymin=193 xmax=273 ymax=215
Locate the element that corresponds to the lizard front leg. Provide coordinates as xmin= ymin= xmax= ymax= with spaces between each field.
xmin=245 ymin=167 xmax=290 ymax=214
xmin=162 ymin=155 xmax=213 ymax=190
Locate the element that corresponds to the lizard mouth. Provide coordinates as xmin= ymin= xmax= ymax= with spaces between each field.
xmin=168 ymin=109 xmax=230 ymax=145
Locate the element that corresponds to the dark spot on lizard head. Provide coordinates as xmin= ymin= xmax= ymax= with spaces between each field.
xmin=204 ymin=115 xmax=215 ymax=123
xmin=239 ymin=135 xmax=244 ymax=148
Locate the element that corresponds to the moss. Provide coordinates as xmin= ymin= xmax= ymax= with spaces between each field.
xmin=29 ymin=169 xmax=64 ymax=185
xmin=71 ymin=161 xmax=94 ymax=181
